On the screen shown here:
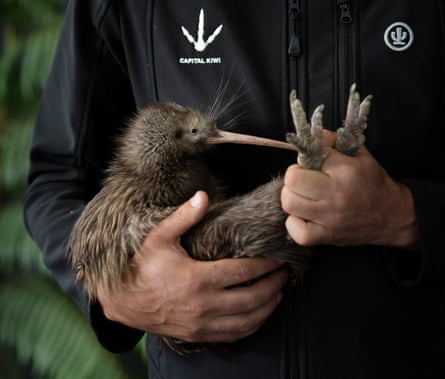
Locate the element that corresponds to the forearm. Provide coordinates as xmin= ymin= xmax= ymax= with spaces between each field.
xmin=24 ymin=0 xmax=140 ymax=351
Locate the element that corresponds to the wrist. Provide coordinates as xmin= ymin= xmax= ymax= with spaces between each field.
xmin=380 ymin=180 xmax=420 ymax=250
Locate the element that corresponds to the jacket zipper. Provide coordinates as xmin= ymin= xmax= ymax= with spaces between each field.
xmin=288 ymin=0 xmax=302 ymax=94
xmin=287 ymin=3 xmax=307 ymax=379
xmin=336 ymin=0 xmax=353 ymax=127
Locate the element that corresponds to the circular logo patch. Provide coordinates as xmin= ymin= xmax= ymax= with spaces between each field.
xmin=384 ymin=22 xmax=414 ymax=52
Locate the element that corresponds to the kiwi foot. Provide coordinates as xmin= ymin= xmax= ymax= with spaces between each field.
xmin=335 ymin=83 xmax=373 ymax=156
xmin=286 ymin=84 xmax=372 ymax=168
xmin=286 ymin=90 xmax=328 ymax=170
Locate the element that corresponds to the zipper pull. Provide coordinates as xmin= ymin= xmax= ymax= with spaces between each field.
xmin=288 ymin=0 xmax=302 ymax=57
xmin=288 ymin=35 xmax=301 ymax=57
xmin=289 ymin=0 xmax=301 ymax=19
xmin=337 ymin=0 xmax=352 ymax=24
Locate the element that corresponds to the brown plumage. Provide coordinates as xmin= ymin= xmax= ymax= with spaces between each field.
xmin=67 ymin=85 xmax=372 ymax=353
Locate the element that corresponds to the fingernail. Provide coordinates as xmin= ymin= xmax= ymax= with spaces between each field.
xmin=277 ymin=292 xmax=283 ymax=305
xmin=191 ymin=192 xmax=203 ymax=208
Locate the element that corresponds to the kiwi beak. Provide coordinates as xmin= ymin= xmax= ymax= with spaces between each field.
xmin=207 ymin=130 xmax=297 ymax=152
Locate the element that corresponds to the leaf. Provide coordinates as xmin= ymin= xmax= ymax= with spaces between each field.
xmin=0 ymin=38 xmax=21 ymax=107
xmin=0 ymin=0 xmax=65 ymax=31
xmin=20 ymin=23 xmax=62 ymax=101
xmin=0 ymin=1 xmax=146 ymax=378
xmin=0 ymin=201 xmax=47 ymax=274
xmin=0 ymin=118 xmax=34 ymax=192
xmin=0 ymin=276 xmax=127 ymax=379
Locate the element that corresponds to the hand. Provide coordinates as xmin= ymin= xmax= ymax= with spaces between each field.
xmin=281 ymin=138 xmax=420 ymax=249
xmin=98 ymin=191 xmax=287 ymax=343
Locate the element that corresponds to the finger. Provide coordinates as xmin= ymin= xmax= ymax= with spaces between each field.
xmin=285 ymin=215 xmax=327 ymax=246
xmin=283 ymin=165 xmax=330 ymax=200
xmin=204 ymin=256 xmax=283 ymax=289
xmin=189 ymin=270 xmax=286 ymax=342
xmin=322 ymin=129 xmax=337 ymax=147
xmin=281 ymin=186 xmax=327 ymax=223
xmin=197 ymin=290 xmax=284 ymax=343
xmin=320 ymin=146 xmax=357 ymax=172
xmin=150 ymin=191 xmax=209 ymax=243
xmin=156 ymin=269 xmax=287 ymax=344
xmin=214 ymin=269 xmax=287 ymax=314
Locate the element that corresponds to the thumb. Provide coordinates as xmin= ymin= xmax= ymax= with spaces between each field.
xmin=153 ymin=191 xmax=209 ymax=243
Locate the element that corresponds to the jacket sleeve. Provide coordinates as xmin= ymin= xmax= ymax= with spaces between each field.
xmin=384 ymin=178 xmax=445 ymax=286
xmin=23 ymin=0 xmax=143 ymax=352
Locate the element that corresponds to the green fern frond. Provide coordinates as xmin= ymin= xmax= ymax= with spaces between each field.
xmin=0 ymin=201 xmax=47 ymax=274
xmin=0 ymin=118 xmax=33 ymax=191
xmin=0 ymin=40 xmax=21 ymax=107
xmin=20 ymin=24 xmax=62 ymax=101
xmin=135 ymin=335 xmax=148 ymax=361
xmin=0 ymin=1 xmax=146 ymax=377
xmin=0 ymin=0 xmax=66 ymax=31
xmin=0 ymin=14 xmax=63 ymax=110
xmin=0 ymin=276 xmax=127 ymax=379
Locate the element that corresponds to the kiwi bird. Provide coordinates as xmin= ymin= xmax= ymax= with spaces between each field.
xmin=68 ymin=84 xmax=372 ymax=353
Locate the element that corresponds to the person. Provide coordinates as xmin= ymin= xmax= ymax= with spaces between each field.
xmin=24 ymin=1 xmax=445 ymax=378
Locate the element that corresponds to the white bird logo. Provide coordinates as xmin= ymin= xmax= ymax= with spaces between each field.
xmin=181 ymin=9 xmax=223 ymax=52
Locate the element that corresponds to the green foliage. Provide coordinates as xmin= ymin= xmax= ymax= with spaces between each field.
xmin=0 ymin=276 xmax=127 ymax=379
xmin=19 ymin=25 xmax=61 ymax=102
xmin=0 ymin=201 xmax=47 ymax=273
xmin=0 ymin=0 xmax=146 ymax=378
xmin=0 ymin=3 xmax=64 ymax=115
xmin=0 ymin=118 xmax=34 ymax=191
xmin=0 ymin=0 xmax=66 ymax=28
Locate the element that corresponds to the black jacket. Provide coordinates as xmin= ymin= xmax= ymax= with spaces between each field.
xmin=24 ymin=1 xmax=445 ymax=378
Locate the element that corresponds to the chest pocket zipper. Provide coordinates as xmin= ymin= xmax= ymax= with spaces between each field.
xmin=336 ymin=0 xmax=355 ymax=128
xmin=288 ymin=0 xmax=302 ymax=98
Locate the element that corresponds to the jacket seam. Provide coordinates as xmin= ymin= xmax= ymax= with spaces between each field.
xmin=438 ymin=0 xmax=445 ymax=114
xmin=145 ymin=0 xmax=159 ymax=102
xmin=74 ymin=41 xmax=105 ymax=171
xmin=93 ymin=0 xmax=111 ymax=27
xmin=74 ymin=1 xmax=111 ymax=170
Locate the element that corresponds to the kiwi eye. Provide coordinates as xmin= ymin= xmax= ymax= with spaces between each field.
xmin=190 ymin=128 xmax=198 ymax=134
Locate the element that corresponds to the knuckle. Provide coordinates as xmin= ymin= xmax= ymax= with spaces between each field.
xmin=284 ymin=165 xmax=299 ymax=185
xmin=172 ymin=206 xmax=189 ymax=225
xmin=280 ymin=188 xmax=294 ymax=214
xmin=238 ymin=257 xmax=280 ymax=282
xmin=238 ymin=319 xmax=260 ymax=338
xmin=244 ymin=291 xmax=264 ymax=311
xmin=180 ymin=317 xmax=206 ymax=343
xmin=332 ymin=190 xmax=349 ymax=211
xmin=235 ymin=262 xmax=256 ymax=283
xmin=186 ymin=325 xmax=204 ymax=342
xmin=185 ymin=298 xmax=209 ymax=320
xmin=183 ymin=264 xmax=208 ymax=293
